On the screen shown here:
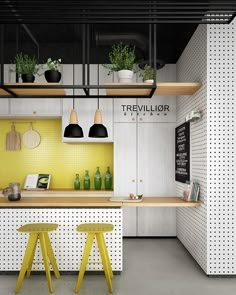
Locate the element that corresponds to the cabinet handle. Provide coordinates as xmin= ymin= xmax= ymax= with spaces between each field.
xmin=132 ymin=179 xmax=135 ymax=183
xmin=139 ymin=179 xmax=143 ymax=183
xmin=139 ymin=118 xmax=143 ymax=121
xmin=132 ymin=118 xmax=135 ymax=121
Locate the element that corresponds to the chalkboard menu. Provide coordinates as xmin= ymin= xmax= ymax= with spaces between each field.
xmin=175 ymin=122 xmax=190 ymax=183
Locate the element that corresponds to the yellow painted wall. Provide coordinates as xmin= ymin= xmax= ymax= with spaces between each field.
xmin=0 ymin=119 xmax=113 ymax=189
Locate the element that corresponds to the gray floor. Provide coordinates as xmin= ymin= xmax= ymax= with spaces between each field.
xmin=1 ymin=238 xmax=236 ymax=295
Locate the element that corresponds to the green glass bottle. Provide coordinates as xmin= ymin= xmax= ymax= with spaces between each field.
xmin=94 ymin=166 xmax=102 ymax=190
xmin=104 ymin=166 xmax=112 ymax=190
xmin=74 ymin=174 xmax=80 ymax=190
xmin=83 ymin=170 xmax=90 ymax=190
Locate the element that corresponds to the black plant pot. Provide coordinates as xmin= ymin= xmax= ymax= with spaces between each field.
xmin=21 ymin=74 xmax=35 ymax=83
xmin=44 ymin=70 xmax=61 ymax=83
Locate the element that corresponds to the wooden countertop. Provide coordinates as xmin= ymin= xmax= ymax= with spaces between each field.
xmin=120 ymin=197 xmax=201 ymax=207
xmin=0 ymin=197 xmax=122 ymax=208
xmin=0 ymin=196 xmax=200 ymax=208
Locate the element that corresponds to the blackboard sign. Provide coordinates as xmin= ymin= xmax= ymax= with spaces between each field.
xmin=175 ymin=122 xmax=190 ymax=183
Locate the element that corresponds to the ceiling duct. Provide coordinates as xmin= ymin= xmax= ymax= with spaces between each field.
xmin=95 ymin=30 xmax=166 ymax=70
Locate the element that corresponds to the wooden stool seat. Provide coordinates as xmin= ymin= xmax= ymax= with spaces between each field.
xmin=75 ymin=223 xmax=114 ymax=293
xmin=15 ymin=223 xmax=60 ymax=293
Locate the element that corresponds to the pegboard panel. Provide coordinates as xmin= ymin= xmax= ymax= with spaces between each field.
xmin=176 ymin=25 xmax=208 ymax=273
xmin=207 ymin=19 xmax=235 ymax=274
xmin=0 ymin=208 xmax=122 ymax=271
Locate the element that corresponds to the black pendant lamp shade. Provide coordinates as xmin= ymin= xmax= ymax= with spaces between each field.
xmin=64 ymin=109 xmax=84 ymax=138
xmin=89 ymin=109 xmax=108 ymax=138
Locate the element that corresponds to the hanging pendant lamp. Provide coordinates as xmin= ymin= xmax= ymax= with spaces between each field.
xmin=64 ymin=104 xmax=84 ymax=138
xmin=89 ymin=65 xmax=108 ymax=138
xmin=89 ymin=106 xmax=108 ymax=138
xmin=64 ymin=64 xmax=83 ymax=138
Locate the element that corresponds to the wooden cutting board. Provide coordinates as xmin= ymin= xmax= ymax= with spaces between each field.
xmin=22 ymin=126 xmax=40 ymax=149
xmin=6 ymin=124 xmax=21 ymax=150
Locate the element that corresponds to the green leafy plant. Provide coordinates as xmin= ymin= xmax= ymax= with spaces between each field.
xmin=103 ymin=42 xmax=138 ymax=74
xmin=139 ymin=64 xmax=155 ymax=81
xmin=45 ymin=58 xmax=62 ymax=71
xmin=14 ymin=52 xmax=38 ymax=75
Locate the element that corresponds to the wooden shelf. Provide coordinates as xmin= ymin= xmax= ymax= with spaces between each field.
xmin=1 ymin=82 xmax=202 ymax=97
xmin=106 ymin=82 xmax=202 ymax=96
xmin=1 ymin=83 xmax=65 ymax=96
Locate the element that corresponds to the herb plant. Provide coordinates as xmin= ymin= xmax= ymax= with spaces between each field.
xmin=139 ymin=64 xmax=155 ymax=81
xmin=103 ymin=42 xmax=138 ymax=74
xmin=45 ymin=58 xmax=62 ymax=71
xmin=14 ymin=53 xmax=38 ymax=75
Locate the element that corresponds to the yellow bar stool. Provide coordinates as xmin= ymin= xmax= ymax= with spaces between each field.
xmin=75 ymin=223 xmax=114 ymax=293
xmin=15 ymin=223 xmax=60 ymax=293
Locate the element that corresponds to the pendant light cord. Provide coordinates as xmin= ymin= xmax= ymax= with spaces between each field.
xmin=97 ymin=64 xmax=99 ymax=109
xmin=73 ymin=63 xmax=75 ymax=109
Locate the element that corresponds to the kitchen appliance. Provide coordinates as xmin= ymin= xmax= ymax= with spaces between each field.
xmin=2 ymin=182 xmax=21 ymax=201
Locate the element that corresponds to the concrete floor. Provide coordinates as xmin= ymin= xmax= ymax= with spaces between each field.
xmin=1 ymin=238 xmax=236 ymax=295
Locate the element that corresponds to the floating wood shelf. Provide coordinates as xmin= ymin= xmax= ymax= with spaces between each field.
xmin=106 ymin=82 xmax=202 ymax=96
xmin=1 ymin=83 xmax=65 ymax=97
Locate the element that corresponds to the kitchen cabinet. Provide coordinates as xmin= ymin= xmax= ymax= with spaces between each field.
xmin=114 ymin=123 xmax=137 ymax=236
xmin=114 ymin=122 xmax=176 ymax=236
xmin=0 ymin=64 xmax=62 ymax=118
xmin=62 ymin=64 xmax=113 ymax=142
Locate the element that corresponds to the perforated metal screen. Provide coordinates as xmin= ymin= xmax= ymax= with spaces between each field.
xmin=207 ymin=19 xmax=236 ymax=275
xmin=0 ymin=208 xmax=122 ymax=271
xmin=176 ymin=19 xmax=236 ymax=275
xmin=176 ymin=24 xmax=208 ymax=274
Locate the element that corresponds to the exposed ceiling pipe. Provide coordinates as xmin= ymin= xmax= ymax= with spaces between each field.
xmin=95 ymin=30 xmax=165 ymax=70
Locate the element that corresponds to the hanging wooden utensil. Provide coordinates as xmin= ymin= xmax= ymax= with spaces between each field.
xmin=22 ymin=123 xmax=41 ymax=149
xmin=6 ymin=123 xmax=21 ymax=150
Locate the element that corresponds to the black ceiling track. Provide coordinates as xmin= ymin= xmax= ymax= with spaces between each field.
xmin=0 ymin=1 xmax=235 ymax=24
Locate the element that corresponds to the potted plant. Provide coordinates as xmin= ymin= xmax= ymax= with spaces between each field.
xmin=14 ymin=52 xmax=38 ymax=83
xmin=44 ymin=57 xmax=62 ymax=82
xmin=103 ymin=42 xmax=138 ymax=82
xmin=139 ymin=64 xmax=155 ymax=83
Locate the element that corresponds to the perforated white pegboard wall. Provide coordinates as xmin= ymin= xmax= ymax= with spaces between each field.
xmin=207 ymin=19 xmax=236 ymax=275
xmin=0 ymin=208 xmax=122 ymax=271
xmin=176 ymin=25 xmax=208 ymax=273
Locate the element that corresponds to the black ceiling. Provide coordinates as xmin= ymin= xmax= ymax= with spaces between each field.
xmin=1 ymin=1 xmax=235 ymax=64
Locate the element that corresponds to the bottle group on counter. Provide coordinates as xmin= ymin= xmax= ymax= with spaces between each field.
xmin=73 ymin=167 xmax=112 ymax=190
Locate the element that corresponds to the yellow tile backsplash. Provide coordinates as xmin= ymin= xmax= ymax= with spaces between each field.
xmin=0 ymin=119 xmax=113 ymax=189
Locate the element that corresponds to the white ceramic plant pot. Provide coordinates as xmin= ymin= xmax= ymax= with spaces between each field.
xmin=117 ymin=70 xmax=134 ymax=83
xmin=144 ymin=79 xmax=154 ymax=83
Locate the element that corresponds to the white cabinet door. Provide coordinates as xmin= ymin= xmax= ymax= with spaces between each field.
xmin=114 ymin=123 xmax=137 ymax=236
xmin=62 ymin=64 xmax=113 ymax=142
xmin=10 ymin=98 xmax=62 ymax=117
xmin=0 ymin=99 xmax=9 ymax=115
xmin=136 ymin=123 xmax=176 ymax=236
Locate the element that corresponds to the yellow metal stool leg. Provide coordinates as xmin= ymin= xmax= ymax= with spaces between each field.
xmin=15 ymin=233 xmax=38 ymax=293
xmin=96 ymin=233 xmax=113 ymax=293
xmin=39 ymin=233 xmax=53 ymax=293
xmin=101 ymin=234 xmax=113 ymax=280
xmin=75 ymin=233 xmax=95 ymax=293
xmin=44 ymin=232 xmax=60 ymax=279
xmin=26 ymin=233 xmax=38 ymax=279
